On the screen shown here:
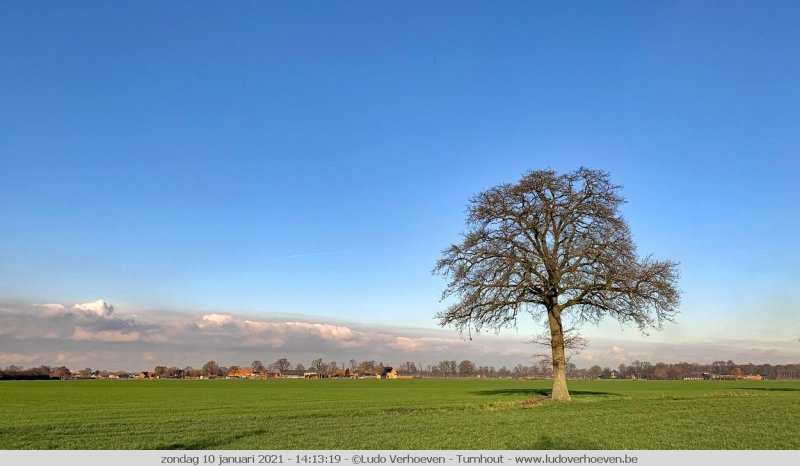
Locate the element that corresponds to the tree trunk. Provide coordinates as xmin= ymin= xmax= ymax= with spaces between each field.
xmin=548 ymin=309 xmax=571 ymax=402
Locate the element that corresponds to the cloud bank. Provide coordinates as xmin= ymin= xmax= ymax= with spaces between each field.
xmin=0 ymin=300 xmax=798 ymax=371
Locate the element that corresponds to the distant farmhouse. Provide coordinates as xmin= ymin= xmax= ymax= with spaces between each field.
xmin=226 ymin=368 xmax=254 ymax=379
xmin=381 ymin=367 xmax=415 ymax=379
xmin=701 ymin=372 xmax=763 ymax=381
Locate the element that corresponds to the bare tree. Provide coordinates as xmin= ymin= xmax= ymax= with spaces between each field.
xmin=251 ymin=360 xmax=265 ymax=374
xmin=435 ymin=168 xmax=680 ymax=401
xmin=400 ymin=361 xmax=418 ymax=373
xmin=458 ymin=360 xmax=477 ymax=377
xmin=201 ymin=360 xmax=219 ymax=377
xmin=358 ymin=360 xmax=377 ymax=375
xmin=51 ymin=366 xmax=71 ymax=379
xmin=631 ymin=360 xmax=652 ymax=379
xmin=310 ymin=358 xmax=324 ymax=373
xmin=437 ymin=360 xmax=457 ymax=378
xmin=272 ymin=358 xmax=291 ymax=373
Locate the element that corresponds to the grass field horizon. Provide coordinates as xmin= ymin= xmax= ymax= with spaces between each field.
xmin=2 ymin=378 xmax=799 ymax=450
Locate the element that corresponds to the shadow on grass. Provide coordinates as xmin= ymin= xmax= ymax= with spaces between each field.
xmin=471 ymin=388 xmax=622 ymax=398
xmin=737 ymin=387 xmax=800 ymax=392
xmin=153 ymin=429 xmax=267 ymax=450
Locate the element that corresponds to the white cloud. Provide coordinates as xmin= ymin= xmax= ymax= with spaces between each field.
xmin=389 ymin=336 xmax=460 ymax=353
xmin=241 ymin=320 xmax=366 ymax=348
xmin=200 ymin=314 xmax=234 ymax=326
xmin=34 ymin=300 xmax=115 ymax=319
xmin=71 ymin=327 xmax=140 ymax=343
xmin=0 ymin=352 xmax=38 ymax=364
xmin=72 ymin=299 xmax=114 ymax=317
xmin=36 ymin=303 xmax=67 ymax=315
xmin=141 ymin=333 xmax=169 ymax=343
xmin=390 ymin=337 xmax=423 ymax=352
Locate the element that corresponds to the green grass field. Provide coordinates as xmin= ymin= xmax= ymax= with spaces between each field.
xmin=1 ymin=378 xmax=798 ymax=449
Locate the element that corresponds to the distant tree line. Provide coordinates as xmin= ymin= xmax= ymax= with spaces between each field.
xmin=610 ymin=360 xmax=800 ymax=380
xmin=3 ymin=359 xmax=799 ymax=380
xmin=0 ymin=365 xmax=127 ymax=380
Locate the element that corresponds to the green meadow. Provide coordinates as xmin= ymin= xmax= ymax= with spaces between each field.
xmin=1 ymin=378 xmax=798 ymax=449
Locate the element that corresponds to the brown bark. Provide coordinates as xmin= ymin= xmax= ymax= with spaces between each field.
xmin=548 ymin=309 xmax=571 ymax=402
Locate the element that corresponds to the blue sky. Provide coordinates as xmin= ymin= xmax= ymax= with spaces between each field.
xmin=1 ymin=1 xmax=799 ymax=367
